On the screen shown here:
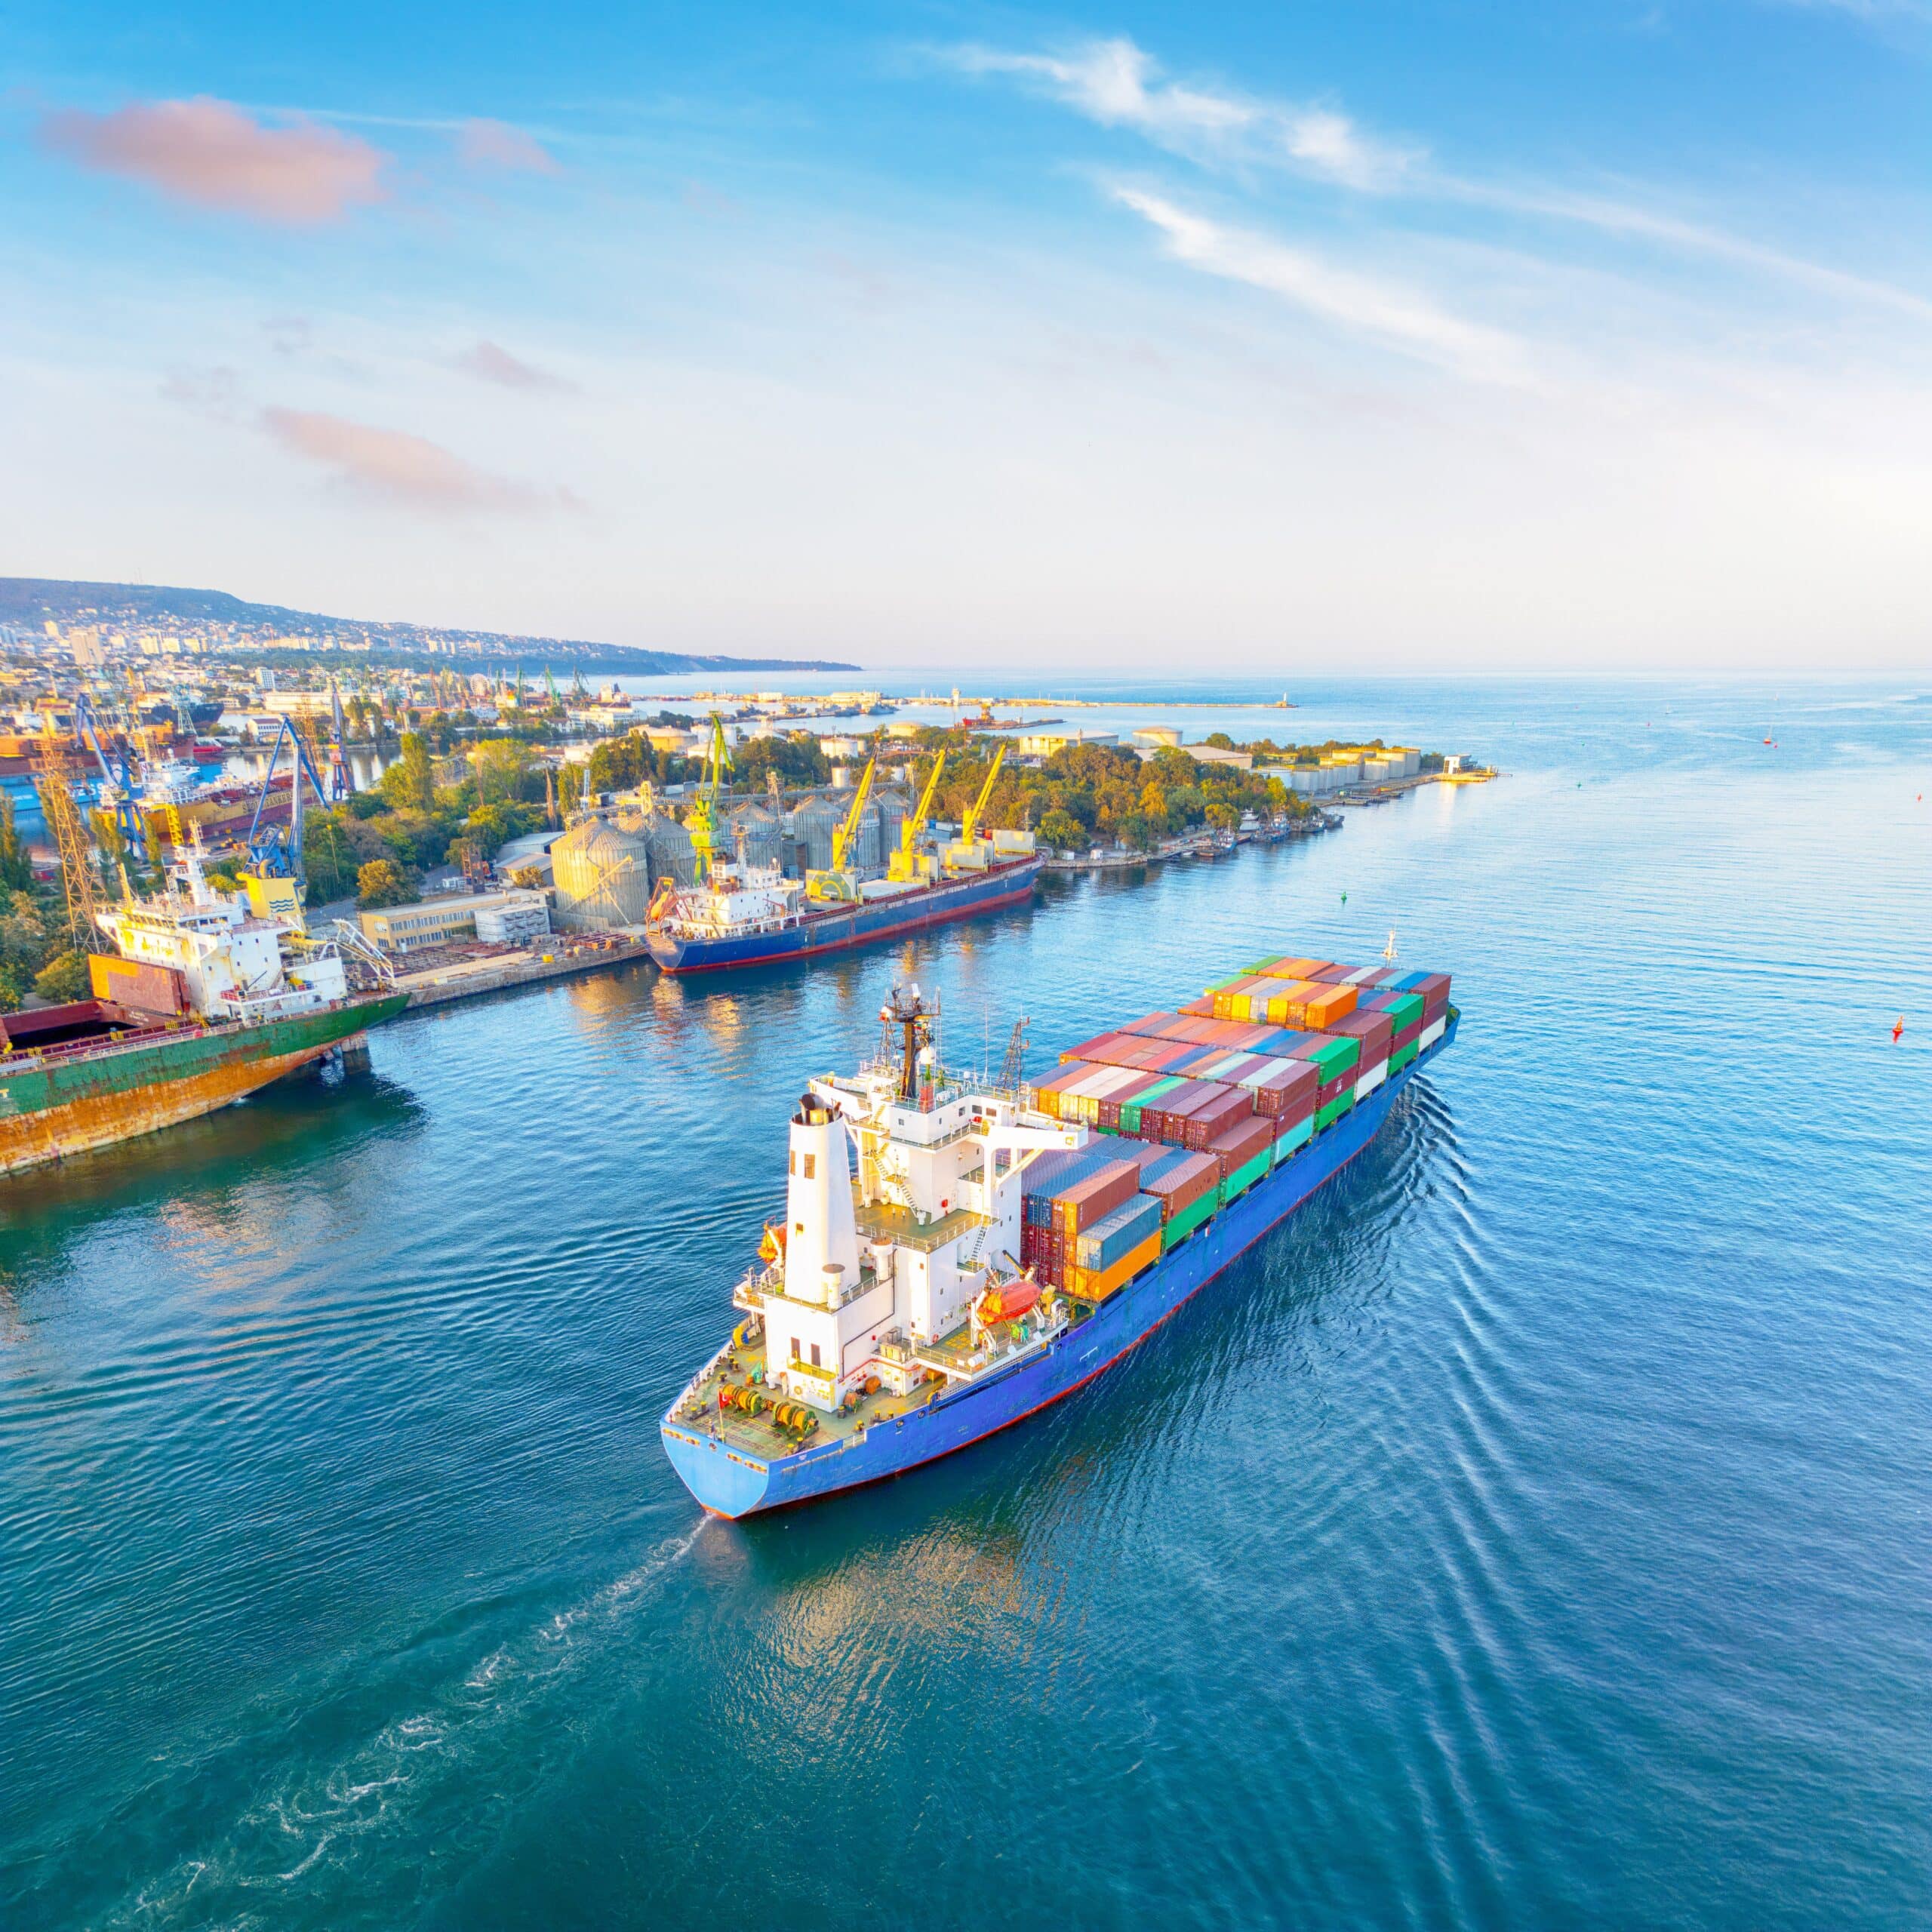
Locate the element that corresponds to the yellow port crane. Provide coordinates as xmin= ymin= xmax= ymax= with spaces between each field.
xmin=888 ymin=749 xmax=945 ymax=884
xmin=808 ymin=755 xmax=876 ymax=902
xmin=961 ymin=744 xmax=1005 ymax=845
xmin=686 ymin=713 xmax=733 ymax=882
xmin=942 ymin=743 xmax=1008 ymax=875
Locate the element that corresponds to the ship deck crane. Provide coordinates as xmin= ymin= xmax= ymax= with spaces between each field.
xmin=888 ymin=749 xmax=944 ymax=884
xmin=960 ymin=744 xmax=1005 ymax=845
xmin=809 ymin=755 xmax=876 ymax=902
xmin=942 ymin=744 xmax=1006 ymax=874
xmin=686 ymin=714 xmax=733 ymax=882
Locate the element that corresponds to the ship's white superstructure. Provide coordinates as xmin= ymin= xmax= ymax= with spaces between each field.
xmin=94 ymin=842 xmax=350 ymax=1021
xmin=734 ymin=985 xmax=1082 ymax=1415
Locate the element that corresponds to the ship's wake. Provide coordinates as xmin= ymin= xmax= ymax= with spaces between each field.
xmin=97 ymin=1521 xmax=708 ymax=1930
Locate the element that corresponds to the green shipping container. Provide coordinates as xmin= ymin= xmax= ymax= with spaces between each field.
xmin=1383 ymin=992 xmax=1426 ymax=1030
xmin=1301 ymin=1035 xmax=1358 ymax=1081
xmin=1220 ymin=1148 xmax=1272 ymax=1202
xmin=1315 ymin=1091 xmax=1354 ymax=1132
xmin=1389 ymin=1039 xmax=1420 ymax=1075
xmin=1119 ymin=1075 xmax=1183 ymax=1135
xmin=1161 ymin=1189 xmax=1218 ymax=1251
xmin=1272 ymin=1115 xmax=1314 ymax=1164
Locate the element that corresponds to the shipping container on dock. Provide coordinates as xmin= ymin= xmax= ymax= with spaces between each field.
xmin=660 ymin=949 xmax=1460 ymax=1518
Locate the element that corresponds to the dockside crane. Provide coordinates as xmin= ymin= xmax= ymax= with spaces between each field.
xmin=328 ymin=679 xmax=353 ymax=802
xmin=959 ymin=743 xmax=1005 ymax=846
xmin=243 ymin=715 xmax=332 ymax=882
xmin=808 ymin=756 xmax=877 ymax=902
xmin=888 ymin=749 xmax=945 ymax=883
xmin=686 ymin=713 xmax=733 ymax=882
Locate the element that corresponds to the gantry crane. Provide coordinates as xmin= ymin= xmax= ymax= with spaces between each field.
xmin=888 ymin=749 xmax=945 ymax=884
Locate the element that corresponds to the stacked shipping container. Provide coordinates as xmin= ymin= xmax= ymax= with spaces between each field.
xmin=1017 ymin=955 xmax=1451 ymax=1304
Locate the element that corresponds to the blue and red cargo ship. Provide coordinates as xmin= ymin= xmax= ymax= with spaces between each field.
xmin=660 ymin=959 xmax=1455 ymax=1516
xmin=644 ymin=854 xmax=1040 ymax=974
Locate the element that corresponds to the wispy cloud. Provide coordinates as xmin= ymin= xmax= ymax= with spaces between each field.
xmin=260 ymin=408 xmax=571 ymax=511
xmin=451 ymin=338 xmax=577 ymax=392
xmin=944 ymin=37 xmax=1414 ymax=189
xmin=38 ymin=97 xmax=389 ymax=223
xmin=1114 ymin=187 xmax=1531 ymax=385
xmin=454 ymin=118 xmax=561 ymax=174
xmin=949 ymin=34 xmax=1932 ymax=319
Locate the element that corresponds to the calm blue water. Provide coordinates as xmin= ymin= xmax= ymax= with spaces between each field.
xmin=3 ymin=678 xmax=1930 ymax=1930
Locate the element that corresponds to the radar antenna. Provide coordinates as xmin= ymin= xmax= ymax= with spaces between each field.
xmin=998 ymin=1017 xmax=1029 ymax=1095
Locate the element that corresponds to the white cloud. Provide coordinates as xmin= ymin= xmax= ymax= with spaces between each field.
xmin=946 ymin=38 xmax=1414 ymax=189
xmin=1113 ymin=187 xmax=1532 ymax=386
xmin=949 ymin=33 xmax=1932 ymax=317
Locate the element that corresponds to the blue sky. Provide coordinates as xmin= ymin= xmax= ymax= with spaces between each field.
xmin=3 ymin=2 xmax=1928 ymax=669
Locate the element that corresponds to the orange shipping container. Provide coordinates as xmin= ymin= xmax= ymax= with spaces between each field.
xmin=1300 ymin=983 xmax=1358 ymax=1027
xmin=1067 ymin=1229 xmax=1161 ymax=1301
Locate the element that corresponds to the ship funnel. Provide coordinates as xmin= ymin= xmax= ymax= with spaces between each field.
xmin=783 ymin=1108 xmax=860 ymax=1303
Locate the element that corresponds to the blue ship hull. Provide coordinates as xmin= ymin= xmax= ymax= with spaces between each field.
xmin=644 ymin=858 xmax=1041 ymax=974
xmin=661 ymin=1014 xmax=1457 ymax=1516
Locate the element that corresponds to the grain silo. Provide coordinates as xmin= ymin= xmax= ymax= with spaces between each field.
xmin=725 ymin=801 xmax=782 ymax=871
xmin=789 ymin=793 xmax=843 ymax=872
xmin=551 ymin=815 xmax=653 ymax=930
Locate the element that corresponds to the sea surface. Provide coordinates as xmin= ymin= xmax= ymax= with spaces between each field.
xmin=3 ymin=677 xmax=1929 ymax=1931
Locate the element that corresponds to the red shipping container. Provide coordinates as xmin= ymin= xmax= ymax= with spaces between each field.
xmin=1060 ymin=1030 xmax=1129 ymax=1065
xmin=1180 ymin=1085 xmax=1254 ymax=1152
xmin=1392 ymin=1019 xmax=1423 ymax=1051
xmin=1324 ymin=1009 xmax=1394 ymax=1067
xmin=1143 ymin=1150 xmax=1220 ymax=1217
xmin=1407 ymin=971 xmax=1452 ymax=1004
xmin=1097 ymin=1071 xmax=1159 ymax=1131
xmin=1243 ymin=1056 xmax=1319 ymax=1118
xmin=1179 ymin=996 xmax=1217 ymax=1018
xmin=1054 ymin=1159 xmax=1140 ymax=1235
xmin=1140 ymin=1077 xmax=1214 ymax=1142
xmin=1423 ymin=994 xmax=1447 ymax=1029
xmin=1118 ymin=1011 xmax=1174 ymax=1037
xmin=1317 ymin=1069 xmax=1355 ymax=1108
xmin=1209 ymin=1114 xmax=1276 ymax=1179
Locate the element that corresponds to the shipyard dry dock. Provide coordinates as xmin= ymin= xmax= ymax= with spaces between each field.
xmin=663 ymin=958 xmax=1454 ymax=1515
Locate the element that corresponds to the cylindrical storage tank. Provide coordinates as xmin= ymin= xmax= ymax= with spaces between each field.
xmin=727 ymin=801 xmax=782 ymax=870
xmin=872 ymin=786 xmax=909 ymax=867
xmin=550 ymin=815 xmax=653 ymax=929
xmin=789 ymin=794 xmax=842 ymax=872
xmin=643 ymin=809 xmax=699 ymax=886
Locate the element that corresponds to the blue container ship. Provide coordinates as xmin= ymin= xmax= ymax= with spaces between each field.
xmin=662 ymin=964 xmax=1456 ymax=1517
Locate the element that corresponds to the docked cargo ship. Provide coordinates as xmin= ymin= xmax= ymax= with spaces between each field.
xmin=0 ymin=847 xmax=406 ymax=1175
xmin=645 ymin=744 xmax=1040 ymax=974
xmin=661 ymin=956 xmax=1456 ymax=1515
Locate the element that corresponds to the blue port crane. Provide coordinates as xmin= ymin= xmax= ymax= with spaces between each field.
xmin=244 ymin=715 xmax=333 ymax=880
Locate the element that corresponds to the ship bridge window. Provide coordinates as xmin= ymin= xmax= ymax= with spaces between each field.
xmin=802 ymin=1154 xmax=816 ymax=1180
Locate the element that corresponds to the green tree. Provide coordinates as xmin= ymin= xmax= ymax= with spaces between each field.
xmin=0 ymin=795 xmax=31 ymax=892
xmin=1036 ymin=807 xmax=1084 ymax=853
xmin=32 ymin=949 xmax=90 ymax=1003
xmin=378 ymin=732 xmax=436 ymax=812
xmin=357 ymin=859 xmax=411 ymax=908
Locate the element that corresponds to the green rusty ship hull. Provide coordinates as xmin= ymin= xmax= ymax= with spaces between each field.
xmin=0 ymin=994 xmax=410 ymax=1176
